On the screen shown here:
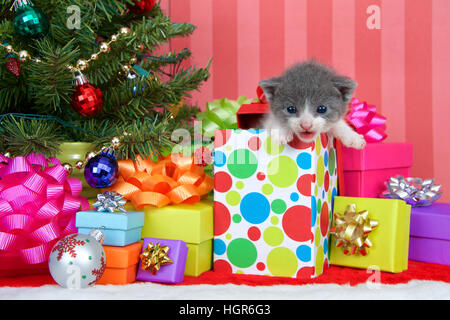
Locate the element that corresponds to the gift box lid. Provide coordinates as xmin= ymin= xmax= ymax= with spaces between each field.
xmin=342 ymin=143 xmax=413 ymax=171
xmin=236 ymin=102 xmax=269 ymax=129
xmin=410 ymin=203 xmax=450 ymax=241
xmin=103 ymin=241 xmax=143 ymax=269
xmin=76 ymin=211 xmax=145 ymax=231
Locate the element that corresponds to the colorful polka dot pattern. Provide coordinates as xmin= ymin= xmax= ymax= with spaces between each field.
xmin=213 ymin=130 xmax=338 ymax=279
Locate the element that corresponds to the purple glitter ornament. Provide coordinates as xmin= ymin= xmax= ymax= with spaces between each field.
xmin=84 ymin=149 xmax=119 ymax=188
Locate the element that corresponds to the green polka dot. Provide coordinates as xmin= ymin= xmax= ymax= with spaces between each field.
xmin=315 ymin=136 xmax=322 ymax=156
xmin=227 ymin=238 xmax=257 ymax=268
xmin=85 ymin=239 xmax=90 ymax=242
xmin=262 ymin=184 xmax=273 ymax=195
xmin=82 ymin=275 xmax=86 ymax=279
xmin=316 ymin=156 xmax=325 ymax=187
xmin=316 ymin=246 xmax=324 ymax=275
xmin=226 ymin=191 xmax=241 ymax=206
xmin=266 ymin=247 xmax=298 ymax=277
xmin=271 ymin=199 xmax=287 ymax=214
xmin=232 ymin=214 xmax=242 ymax=223
xmin=236 ymin=181 xmax=244 ymax=189
xmin=88 ymin=256 xmax=92 ymax=260
xmin=315 ymin=185 xmax=318 ymax=197
xmin=264 ymin=137 xmax=285 ymax=155
xmin=317 ymin=198 xmax=322 ymax=214
xmin=226 ymin=234 xmax=232 ymax=240
xmin=68 ymin=261 xmax=73 ymax=265
xmin=227 ymin=149 xmax=258 ymax=179
xmin=263 ymin=227 xmax=284 ymax=246
xmin=267 ymin=156 xmax=298 ymax=188
xmin=328 ymin=149 xmax=336 ymax=175
xmin=271 ymin=216 xmax=279 ymax=225
xmin=314 ymin=227 xmax=321 ymax=247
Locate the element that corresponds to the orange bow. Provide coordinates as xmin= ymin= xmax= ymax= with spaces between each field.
xmin=106 ymin=154 xmax=214 ymax=208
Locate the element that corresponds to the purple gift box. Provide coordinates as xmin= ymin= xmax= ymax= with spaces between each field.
xmin=409 ymin=203 xmax=450 ymax=266
xmin=136 ymin=238 xmax=188 ymax=284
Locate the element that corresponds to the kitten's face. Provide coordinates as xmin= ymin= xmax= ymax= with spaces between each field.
xmin=260 ymin=61 xmax=357 ymax=143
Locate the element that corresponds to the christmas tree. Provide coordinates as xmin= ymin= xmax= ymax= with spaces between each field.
xmin=0 ymin=0 xmax=210 ymax=161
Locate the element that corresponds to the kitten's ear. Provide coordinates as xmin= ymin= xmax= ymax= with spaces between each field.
xmin=332 ymin=77 xmax=358 ymax=103
xmin=258 ymin=77 xmax=281 ymax=102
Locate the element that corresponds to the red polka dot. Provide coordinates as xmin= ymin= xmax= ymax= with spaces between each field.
xmin=296 ymin=266 xmax=315 ymax=279
xmin=288 ymin=135 xmax=315 ymax=150
xmin=214 ymin=130 xmax=232 ymax=147
xmin=214 ymin=259 xmax=232 ymax=273
xmin=324 ymin=171 xmax=330 ymax=192
xmin=256 ymin=172 xmax=265 ymax=181
xmin=214 ymin=171 xmax=232 ymax=193
xmin=248 ymin=137 xmax=262 ymax=151
xmin=282 ymin=205 xmax=314 ymax=242
xmin=256 ymin=262 xmax=265 ymax=271
xmin=321 ymin=133 xmax=328 ymax=148
xmin=323 ymin=258 xmax=329 ymax=273
xmin=320 ymin=202 xmax=329 ymax=237
xmin=247 ymin=227 xmax=261 ymax=241
xmin=214 ymin=201 xmax=231 ymax=236
xmin=297 ymin=174 xmax=313 ymax=196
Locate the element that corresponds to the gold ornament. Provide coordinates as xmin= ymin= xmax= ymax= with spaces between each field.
xmin=129 ymin=57 xmax=138 ymax=65
xmin=90 ymin=53 xmax=99 ymax=61
xmin=76 ymin=59 xmax=88 ymax=71
xmin=110 ymin=34 xmax=118 ymax=42
xmin=140 ymin=242 xmax=173 ymax=275
xmin=5 ymin=45 xmax=14 ymax=54
xmin=86 ymin=151 xmax=97 ymax=161
xmin=18 ymin=50 xmax=30 ymax=62
xmin=330 ymin=204 xmax=379 ymax=256
xmin=62 ymin=163 xmax=73 ymax=175
xmin=111 ymin=137 xmax=121 ymax=149
xmin=3 ymin=152 xmax=11 ymax=158
xmin=121 ymin=65 xmax=130 ymax=73
xmin=75 ymin=161 xmax=84 ymax=170
xmin=99 ymin=42 xmax=110 ymax=53
xmin=119 ymin=27 xmax=131 ymax=36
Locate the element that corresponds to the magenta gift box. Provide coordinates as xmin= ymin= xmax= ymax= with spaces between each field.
xmin=342 ymin=143 xmax=413 ymax=198
xmin=409 ymin=203 xmax=450 ymax=266
xmin=136 ymin=238 xmax=188 ymax=284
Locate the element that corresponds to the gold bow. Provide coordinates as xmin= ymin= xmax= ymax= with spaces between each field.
xmin=140 ymin=242 xmax=173 ymax=274
xmin=330 ymin=204 xmax=378 ymax=256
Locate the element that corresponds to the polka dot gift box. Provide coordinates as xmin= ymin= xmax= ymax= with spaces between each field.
xmin=213 ymin=129 xmax=338 ymax=279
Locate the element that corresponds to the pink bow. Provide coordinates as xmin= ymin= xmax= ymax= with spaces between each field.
xmin=346 ymin=98 xmax=387 ymax=143
xmin=0 ymin=154 xmax=89 ymax=265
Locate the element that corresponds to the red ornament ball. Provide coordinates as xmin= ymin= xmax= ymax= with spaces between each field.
xmin=127 ymin=0 xmax=156 ymax=15
xmin=71 ymin=82 xmax=104 ymax=117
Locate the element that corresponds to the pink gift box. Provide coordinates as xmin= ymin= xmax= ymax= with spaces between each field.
xmin=341 ymin=143 xmax=413 ymax=198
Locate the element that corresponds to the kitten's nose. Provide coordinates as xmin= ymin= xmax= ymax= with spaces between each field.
xmin=300 ymin=123 xmax=313 ymax=131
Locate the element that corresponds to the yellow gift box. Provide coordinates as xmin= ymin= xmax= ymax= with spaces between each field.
xmin=330 ymin=196 xmax=411 ymax=273
xmin=138 ymin=200 xmax=213 ymax=277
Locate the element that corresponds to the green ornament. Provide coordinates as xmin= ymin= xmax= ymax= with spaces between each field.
xmin=13 ymin=0 xmax=49 ymax=38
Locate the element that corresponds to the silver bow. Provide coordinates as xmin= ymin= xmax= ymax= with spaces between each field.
xmin=92 ymin=191 xmax=127 ymax=213
xmin=383 ymin=176 xmax=442 ymax=207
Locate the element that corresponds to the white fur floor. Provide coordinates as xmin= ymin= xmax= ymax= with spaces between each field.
xmin=1 ymin=280 xmax=450 ymax=300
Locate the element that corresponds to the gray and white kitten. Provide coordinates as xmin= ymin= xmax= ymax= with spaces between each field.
xmin=259 ymin=60 xmax=366 ymax=149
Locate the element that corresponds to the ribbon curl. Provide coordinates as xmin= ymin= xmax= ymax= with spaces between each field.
xmin=107 ymin=154 xmax=214 ymax=209
xmin=92 ymin=191 xmax=127 ymax=213
xmin=140 ymin=242 xmax=173 ymax=275
xmin=0 ymin=154 xmax=89 ymax=265
xmin=347 ymin=98 xmax=387 ymax=143
xmin=383 ymin=176 xmax=442 ymax=207
xmin=196 ymin=96 xmax=252 ymax=137
xmin=330 ymin=204 xmax=378 ymax=256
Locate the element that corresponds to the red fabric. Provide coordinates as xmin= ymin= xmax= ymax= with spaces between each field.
xmin=1 ymin=261 xmax=449 ymax=287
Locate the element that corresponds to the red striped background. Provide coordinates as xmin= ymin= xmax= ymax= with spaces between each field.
xmin=164 ymin=0 xmax=450 ymax=202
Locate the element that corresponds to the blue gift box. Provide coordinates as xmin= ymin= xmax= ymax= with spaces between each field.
xmin=76 ymin=211 xmax=145 ymax=246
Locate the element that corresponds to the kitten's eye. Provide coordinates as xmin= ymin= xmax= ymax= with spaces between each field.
xmin=286 ymin=106 xmax=297 ymax=114
xmin=317 ymin=105 xmax=327 ymax=114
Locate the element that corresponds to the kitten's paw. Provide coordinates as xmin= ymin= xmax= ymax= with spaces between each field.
xmin=342 ymin=133 xmax=366 ymax=149
xmin=270 ymin=130 xmax=294 ymax=145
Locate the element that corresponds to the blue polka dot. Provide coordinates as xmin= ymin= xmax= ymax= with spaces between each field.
xmin=323 ymin=238 xmax=328 ymax=255
xmin=296 ymin=245 xmax=311 ymax=262
xmin=214 ymin=150 xmax=226 ymax=167
xmin=296 ymin=152 xmax=312 ymax=170
xmin=290 ymin=192 xmax=299 ymax=202
xmin=311 ymin=196 xmax=316 ymax=226
xmin=240 ymin=192 xmax=270 ymax=224
xmin=248 ymin=129 xmax=262 ymax=134
xmin=331 ymin=187 xmax=338 ymax=211
xmin=322 ymin=190 xmax=325 ymax=199
xmin=324 ymin=151 xmax=328 ymax=167
xmin=214 ymin=239 xmax=226 ymax=255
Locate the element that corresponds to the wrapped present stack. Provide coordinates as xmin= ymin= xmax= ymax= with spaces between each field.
xmin=107 ymin=154 xmax=215 ymax=281
xmin=76 ymin=192 xmax=145 ymax=285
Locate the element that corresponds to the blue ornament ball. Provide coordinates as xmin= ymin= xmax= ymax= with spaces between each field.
xmin=84 ymin=151 xmax=119 ymax=188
